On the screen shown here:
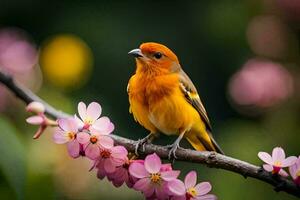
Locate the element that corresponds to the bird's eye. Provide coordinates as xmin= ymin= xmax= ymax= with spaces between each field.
xmin=153 ymin=52 xmax=162 ymax=59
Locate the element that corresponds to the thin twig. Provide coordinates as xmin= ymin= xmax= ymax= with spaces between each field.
xmin=0 ymin=70 xmax=299 ymax=198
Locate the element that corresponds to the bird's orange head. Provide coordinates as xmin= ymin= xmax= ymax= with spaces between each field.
xmin=128 ymin=42 xmax=180 ymax=74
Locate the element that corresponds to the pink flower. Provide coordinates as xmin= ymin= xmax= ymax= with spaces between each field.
xmin=53 ymin=118 xmax=81 ymax=158
xmin=95 ymin=146 xmax=128 ymax=174
xmin=258 ymin=147 xmax=297 ymax=177
xmin=76 ymin=102 xmax=114 ymax=131
xmin=169 ymin=171 xmax=217 ymax=200
xmin=289 ymin=156 xmax=300 ymax=186
xmin=129 ymin=153 xmax=180 ymax=200
xmin=106 ymin=159 xmax=143 ymax=188
xmin=76 ymin=127 xmax=114 ymax=160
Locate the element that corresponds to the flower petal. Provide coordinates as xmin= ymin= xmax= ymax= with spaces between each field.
xmin=74 ymin=115 xmax=84 ymax=129
xmin=68 ymin=118 xmax=79 ymax=132
xmin=272 ymin=147 xmax=285 ymax=161
xmin=184 ymin=170 xmax=197 ymax=189
xmin=263 ymin=164 xmax=273 ymax=172
xmin=53 ymin=129 xmax=68 ymax=144
xmin=85 ymin=144 xmax=100 ymax=160
xmin=129 ymin=163 xmax=148 ymax=178
xmin=67 ymin=140 xmax=80 ymax=158
xmin=87 ymin=102 xmax=102 ymax=120
xmin=281 ymin=156 xmax=297 ymax=167
xmin=168 ymin=179 xmax=186 ymax=196
xmin=104 ymin=158 xmax=116 ymax=173
xmin=78 ymin=102 xmax=87 ymax=120
xmin=161 ymin=163 xmax=172 ymax=172
xmin=172 ymin=195 xmax=186 ymax=200
xmin=111 ymin=146 xmax=128 ymax=159
xmin=57 ymin=118 xmax=78 ymax=132
xmin=155 ymin=184 xmax=169 ymax=200
xmin=197 ymin=194 xmax=218 ymax=200
xmin=26 ymin=115 xmax=44 ymax=125
xmin=93 ymin=117 xmax=111 ymax=133
xmin=161 ymin=170 xmax=180 ymax=181
xmin=258 ymin=152 xmax=273 ymax=165
xmin=133 ymin=178 xmax=152 ymax=193
xmin=98 ymin=136 xmax=114 ymax=149
xmin=279 ymin=169 xmax=289 ymax=177
xmin=76 ymin=132 xmax=90 ymax=144
xmin=289 ymin=158 xmax=300 ymax=179
xmin=144 ymin=153 xmax=161 ymax=173
xmin=195 ymin=182 xmax=212 ymax=196
xmin=96 ymin=161 xmax=106 ymax=179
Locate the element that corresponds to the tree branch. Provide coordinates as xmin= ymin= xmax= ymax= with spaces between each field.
xmin=0 ymin=70 xmax=299 ymax=198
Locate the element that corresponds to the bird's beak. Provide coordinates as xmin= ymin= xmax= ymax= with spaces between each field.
xmin=128 ymin=48 xmax=144 ymax=58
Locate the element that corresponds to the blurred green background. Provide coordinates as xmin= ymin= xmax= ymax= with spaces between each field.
xmin=0 ymin=0 xmax=299 ymax=199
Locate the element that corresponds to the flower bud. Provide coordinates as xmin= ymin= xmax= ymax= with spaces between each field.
xmin=26 ymin=101 xmax=45 ymax=113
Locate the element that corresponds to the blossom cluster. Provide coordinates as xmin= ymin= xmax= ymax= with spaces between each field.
xmin=258 ymin=147 xmax=300 ymax=185
xmin=26 ymin=101 xmax=217 ymax=200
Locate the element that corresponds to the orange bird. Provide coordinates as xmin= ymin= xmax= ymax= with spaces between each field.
xmin=127 ymin=42 xmax=224 ymax=158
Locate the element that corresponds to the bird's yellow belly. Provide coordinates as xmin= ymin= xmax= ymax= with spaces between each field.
xmin=148 ymin=90 xmax=200 ymax=135
xmin=129 ymin=98 xmax=158 ymax=133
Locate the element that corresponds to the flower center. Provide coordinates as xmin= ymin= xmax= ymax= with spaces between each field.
xmin=84 ymin=117 xmax=93 ymax=125
xmin=187 ymin=187 xmax=197 ymax=197
xmin=67 ymin=132 xmax=75 ymax=140
xmin=150 ymin=173 xmax=161 ymax=184
xmin=90 ymin=136 xmax=98 ymax=144
xmin=100 ymin=149 xmax=111 ymax=158
xmin=296 ymin=170 xmax=300 ymax=177
xmin=274 ymin=161 xmax=282 ymax=167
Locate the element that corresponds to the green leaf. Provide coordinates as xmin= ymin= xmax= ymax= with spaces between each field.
xmin=0 ymin=116 xmax=26 ymax=200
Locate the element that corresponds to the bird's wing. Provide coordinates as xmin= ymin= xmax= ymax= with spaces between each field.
xmin=178 ymin=69 xmax=212 ymax=131
xmin=127 ymin=76 xmax=133 ymax=114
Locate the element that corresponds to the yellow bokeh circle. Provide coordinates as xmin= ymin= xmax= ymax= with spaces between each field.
xmin=40 ymin=34 xmax=93 ymax=89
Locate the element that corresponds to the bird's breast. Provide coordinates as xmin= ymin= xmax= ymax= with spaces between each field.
xmin=148 ymin=86 xmax=200 ymax=135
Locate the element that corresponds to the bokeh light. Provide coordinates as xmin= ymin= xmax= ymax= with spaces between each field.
xmin=0 ymin=27 xmax=37 ymax=74
xmin=228 ymin=58 xmax=293 ymax=110
xmin=40 ymin=34 xmax=93 ymax=90
xmin=0 ymin=27 xmax=41 ymax=111
xmin=277 ymin=0 xmax=300 ymax=21
xmin=246 ymin=15 xmax=297 ymax=59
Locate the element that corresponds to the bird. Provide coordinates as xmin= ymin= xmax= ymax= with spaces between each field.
xmin=127 ymin=42 xmax=224 ymax=158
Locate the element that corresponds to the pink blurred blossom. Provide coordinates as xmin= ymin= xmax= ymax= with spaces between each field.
xmin=229 ymin=59 xmax=293 ymax=108
xmin=289 ymin=156 xmax=300 ymax=185
xmin=258 ymin=147 xmax=297 ymax=176
xmin=277 ymin=0 xmax=300 ymax=21
xmin=53 ymin=118 xmax=81 ymax=158
xmin=0 ymin=28 xmax=37 ymax=74
xmin=129 ymin=153 xmax=180 ymax=199
xmin=247 ymin=15 xmax=296 ymax=59
xmin=169 ymin=171 xmax=217 ymax=200
xmin=75 ymin=102 xmax=114 ymax=132
xmin=0 ymin=28 xmax=40 ymax=112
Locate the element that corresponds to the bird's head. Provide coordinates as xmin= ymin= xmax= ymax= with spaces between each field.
xmin=128 ymin=42 xmax=180 ymax=73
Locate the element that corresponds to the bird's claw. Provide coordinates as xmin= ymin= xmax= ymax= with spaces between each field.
xmin=134 ymin=137 xmax=149 ymax=156
xmin=167 ymin=143 xmax=182 ymax=161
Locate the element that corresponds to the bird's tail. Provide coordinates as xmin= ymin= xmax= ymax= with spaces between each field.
xmin=185 ymin=123 xmax=224 ymax=155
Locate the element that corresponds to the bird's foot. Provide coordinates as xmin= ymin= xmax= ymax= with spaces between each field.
xmin=167 ymin=143 xmax=183 ymax=161
xmin=134 ymin=135 xmax=152 ymax=156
